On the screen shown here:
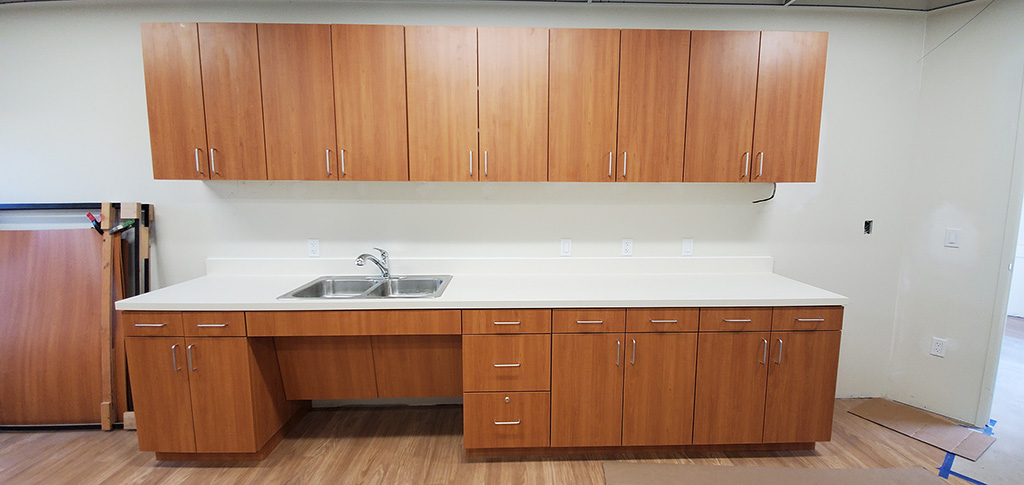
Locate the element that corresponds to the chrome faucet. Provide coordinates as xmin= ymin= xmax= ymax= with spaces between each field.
xmin=355 ymin=247 xmax=390 ymax=278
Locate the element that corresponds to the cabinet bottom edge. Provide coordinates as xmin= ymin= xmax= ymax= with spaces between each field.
xmin=153 ymin=404 xmax=310 ymax=462
xmin=465 ymin=442 xmax=817 ymax=457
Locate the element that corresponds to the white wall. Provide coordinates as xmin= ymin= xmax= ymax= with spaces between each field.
xmin=0 ymin=1 xmax=926 ymax=401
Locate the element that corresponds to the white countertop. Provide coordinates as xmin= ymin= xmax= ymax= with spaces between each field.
xmin=115 ymin=257 xmax=847 ymax=311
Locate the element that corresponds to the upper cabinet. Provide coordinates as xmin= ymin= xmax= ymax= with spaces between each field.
xmin=258 ymin=24 xmax=338 ymax=181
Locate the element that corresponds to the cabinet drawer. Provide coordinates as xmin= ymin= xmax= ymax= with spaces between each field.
xmin=698 ymin=307 xmax=772 ymax=332
xmin=463 ymin=391 xmax=550 ymax=449
xmin=552 ymin=309 xmax=626 ymax=333
xmin=626 ymin=308 xmax=699 ymax=333
xmin=123 ymin=311 xmax=184 ymax=337
xmin=462 ymin=309 xmax=551 ymax=334
xmin=183 ymin=312 xmax=246 ymax=337
xmin=772 ymin=306 xmax=843 ymax=331
xmin=463 ymin=335 xmax=551 ymax=391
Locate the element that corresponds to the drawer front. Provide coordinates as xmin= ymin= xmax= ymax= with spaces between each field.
xmin=626 ymin=308 xmax=699 ymax=333
xmin=182 ymin=311 xmax=246 ymax=337
xmin=245 ymin=310 xmax=462 ymax=336
xmin=123 ymin=311 xmax=184 ymax=337
xmin=463 ymin=391 xmax=550 ymax=449
xmin=462 ymin=309 xmax=551 ymax=334
xmin=463 ymin=335 xmax=551 ymax=391
xmin=552 ymin=309 xmax=626 ymax=333
xmin=698 ymin=307 xmax=772 ymax=332
xmin=772 ymin=306 xmax=843 ymax=331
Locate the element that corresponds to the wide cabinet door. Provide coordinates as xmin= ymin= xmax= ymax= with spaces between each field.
xmin=185 ymin=337 xmax=258 ymax=452
xmin=622 ymin=333 xmax=697 ymax=446
xmin=259 ymin=24 xmax=338 ymax=181
xmin=616 ymin=30 xmax=690 ymax=183
xmin=763 ymin=331 xmax=841 ymax=443
xmin=406 ymin=26 xmax=478 ymax=182
xmin=125 ymin=337 xmax=196 ymax=453
xmin=692 ymin=331 xmax=769 ymax=444
xmin=551 ymin=333 xmax=625 ymax=447
xmin=548 ymin=29 xmax=620 ymax=182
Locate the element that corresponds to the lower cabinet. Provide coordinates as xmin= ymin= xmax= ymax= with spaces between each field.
xmin=551 ymin=333 xmax=625 ymax=447
xmin=463 ymin=392 xmax=550 ymax=449
xmin=621 ymin=332 xmax=698 ymax=446
xmin=763 ymin=330 xmax=842 ymax=443
xmin=692 ymin=331 xmax=772 ymax=444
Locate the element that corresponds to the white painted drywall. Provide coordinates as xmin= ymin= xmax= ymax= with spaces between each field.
xmin=1006 ymin=207 xmax=1024 ymax=317
xmin=0 ymin=1 xmax=926 ymax=401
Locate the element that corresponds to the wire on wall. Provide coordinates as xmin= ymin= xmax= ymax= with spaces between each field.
xmin=753 ymin=183 xmax=777 ymax=204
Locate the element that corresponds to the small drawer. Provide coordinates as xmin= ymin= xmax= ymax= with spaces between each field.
xmin=698 ymin=307 xmax=772 ymax=332
xmin=552 ymin=309 xmax=626 ymax=333
xmin=772 ymin=306 xmax=843 ymax=331
xmin=463 ymin=391 xmax=550 ymax=449
xmin=463 ymin=335 xmax=550 ymax=391
xmin=626 ymin=308 xmax=699 ymax=333
xmin=183 ymin=312 xmax=246 ymax=337
xmin=123 ymin=311 xmax=183 ymax=336
xmin=463 ymin=309 xmax=551 ymax=334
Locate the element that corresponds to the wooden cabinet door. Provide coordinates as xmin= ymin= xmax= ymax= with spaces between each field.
xmin=551 ymin=333 xmax=625 ymax=447
xmin=258 ymin=24 xmax=337 ymax=181
xmin=622 ymin=333 xmax=697 ymax=446
xmin=141 ymin=23 xmax=208 ymax=180
xmin=752 ymin=31 xmax=828 ymax=183
xmin=478 ymin=27 xmax=548 ymax=182
xmin=125 ymin=337 xmax=196 ymax=453
xmin=616 ymin=29 xmax=689 ymax=183
xmin=763 ymin=331 xmax=841 ymax=443
xmin=548 ymin=29 xmax=620 ymax=182
xmin=197 ymin=23 xmax=266 ymax=180
xmin=692 ymin=331 xmax=770 ymax=444
xmin=333 ymin=24 xmax=409 ymax=181
xmin=683 ymin=31 xmax=761 ymax=183
xmin=406 ymin=26 xmax=478 ymax=182
xmin=185 ymin=337 xmax=258 ymax=453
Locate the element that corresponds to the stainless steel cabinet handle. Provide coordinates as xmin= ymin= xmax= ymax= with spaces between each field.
xmin=493 ymin=321 xmax=521 ymax=325
xmin=493 ymin=363 xmax=521 ymax=368
xmin=723 ymin=318 xmax=752 ymax=323
xmin=194 ymin=148 xmax=202 ymax=174
xmin=171 ymin=344 xmax=181 ymax=371
xmin=209 ymin=148 xmax=217 ymax=174
xmin=796 ymin=318 xmax=825 ymax=322
xmin=616 ymin=340 xmax=621 ymax=366
xmin=494 ymin=420 xmax=521 ymax=425
xmin=776 ymin=338 xmax=783 ymax=364
xmin=649 ymin=319 xmax=678 ymax=324
xmin=469 ymin=150 xmax=474 ymax=176
xmin=134 ymin=323 xmax=166 ymax=327
xmin=608 ymin=152 xmax=613 ymax=177
xmin=340 ymin=149 xmax=346 ymax=176
xmin=631 ymin=338 xmax=636 ymax=365
xmin=187 ymin=344 xmax=196 ymax=371
xmin=196 ymin=323 xmax=227 ymax=328
xmin=622 ymin=152 xmax=628 ymax=177
xmin=743 ymin=152 xmax=750 ymax=178
xmin=484 ymin=150 xmax=488 ymax=176
xmin=757 ymin=152 xmax=764 ymax=178
xmin=576 ymin=320 xmax=604 ymax=324
xmin=326 ymin=149 xmax=332 ymax=176
xmin=760 ymin=338 xmax=768 ymax=364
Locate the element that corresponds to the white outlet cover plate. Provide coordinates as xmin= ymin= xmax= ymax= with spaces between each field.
xmin=944 ymin=229 xmax=961 ymax=248
xmin=307 ymin=238 xmax=320 ymax=258
xmin=682 ymin=238 xmax=694 ymax=256
xmin=930 ymin=337 xmax=947 ymax=357
xmin=622 ymin=238 xmax=633 ymax=257
xmin=560 ymin=238 xmax=572 ymax=257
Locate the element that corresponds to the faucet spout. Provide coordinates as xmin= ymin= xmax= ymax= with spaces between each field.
xmin=355 ymin=248 xmax=390 ymax=278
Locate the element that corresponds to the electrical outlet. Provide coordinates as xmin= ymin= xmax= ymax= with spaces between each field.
xmin=622 ymin=238 xmax=633 ymax=256
xmin=307 ymin=238 xmax=320 ymax=258
xmin=682 ymin=238 xmax=694 ymax=256
xmin=930 ymin=337 xmax=947 ymax=357
xmin=944 ymin=229 xmax=961 ymax=248
xmin=560 ymin=238 xmax=572 ymax=257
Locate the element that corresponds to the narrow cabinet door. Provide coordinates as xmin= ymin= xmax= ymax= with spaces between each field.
xmin=258 ymin=24 xmax=338 ymax=181
xmin=763 ymin=331 xmax=841 ymax=443
xmin=622 ymin=333 xmax=697 ymax=446
xmin=198 ymin=23 xmax=267 ymax=180
xmin=551 ymin=333 xmax=625 ymax=447
xmin=616 ymin=30 xmax=690 ymax=183
xmin=692 ymin=331 xmax=770 ymax=444
xmin=333 ymin=24 xmax=409 ymax=181
xmin=752 ymin=31 xmax=828 ymax=183
xmin=683 ymin=31 xmax=760 ymax=183
xmin=548 ymin=29 xmax=620 ymax=182
xmin=478 ymin=27 xmax=548 ymax=182
xmin=125 ymin=337 xmax=196 ymax=453
xmin=185 ymin=337 xmax=258 ymax=453
xmin=141 ymin=23 xmax=208 ymax=180
xmin=406 ymin=26 xmax=478 ymax=182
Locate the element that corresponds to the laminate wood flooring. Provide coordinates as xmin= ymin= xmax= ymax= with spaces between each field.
xmin=0 ymin=398 xmax=970 ymax=484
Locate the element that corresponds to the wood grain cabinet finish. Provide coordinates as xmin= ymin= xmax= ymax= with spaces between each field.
xmin=622 ymin=332 xmax=697 ymax=446
xmin=182 ymin=311 xmax=246 ymax=337
xmin=372 ymin=335 xmax=462 ymax=398
xmin=463 ymin=335 xmax=551 ymax=392
xmin=772 ymin=306 xmax=844 ymax=331
xmin=548 ymin=28 xmax=621 ymax=182
xmin=245 ymin=310 xmax=462 ymax=336
xmin=698 ymin=307 xmax=773 ymax=332
xmin=692 ymin=331 xmax=771 ymax=444
xmin=625 ymin=308 xmax=699 ymax=333
xmin=552 ymin=308 xmax=626 ymax=333
xmin=332 ymin=24 xmax=409 ymax=181
xmin=258 ymin=24 xmax=338 ymax=181
xmin=763 ymin=330 xmax=841 ymax=443
xmin=125 ymin=336 xmax=196 ymax=452
xmin=551 ymin=333 xmax=626 ymax=447
xmin=123 ymin=311 xmax=184 ymax=337
xmin=464 ymin=392 xmax=550 ymax=449
xmin=274 ymin=336 xmax=378 ymax=400
xmin=462 ymin=309 xmax=551 ymax=334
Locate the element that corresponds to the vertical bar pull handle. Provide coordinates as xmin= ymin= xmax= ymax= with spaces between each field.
xmin=622 ymin=152 xmax=628 ymax=177
xmin=187 ymin=344 xmax=196 ymax=371
xmin=484 ymin=151 xmax=488 ymax=176
xmin=171 ymin=344 xmax=181 ymax=371
xmin=760 ymin=338 xmax=768 ymax=364
xmin=194 ymin=148 xmax=202 ymax=174
xmin=757 ymin=152 xmax=764 ymax=178
xmin=469 ymin=150 xmax=474 ymax=176
xmin=631 ymin=338 xmax=636 ymax=365
xmin=608 ymin=152 xmax=613 ymax=177
xmin=776 ymin=338 xmax=783 ymax=364
xmin=340 ymin=149 xmax=346 ymax=176
xmin=743 ymin=152 xmax=751 ymax=179
xmin=326 ymin=149 xmax=332 ymax=176
xmin=209 ymin=148 xmax=217 ymax=175
xmin=616 ymin=340 xmax=621 ymax=366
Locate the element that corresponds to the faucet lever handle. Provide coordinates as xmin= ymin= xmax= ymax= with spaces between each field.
xmin=373 ymin=247 xmax=389 ymax=265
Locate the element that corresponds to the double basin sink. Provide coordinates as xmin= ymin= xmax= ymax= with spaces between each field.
xmin=278 ymin=275 xmax=453 ymax=300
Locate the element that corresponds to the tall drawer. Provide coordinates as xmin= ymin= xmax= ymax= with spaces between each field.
xmin=182 ymin=312 xmax=246 ymax=337
xmin=698 ymin=307 xmax=773 ymax=332
xmin=463 ymin=391 xmax=550 ymax=449
xmin=772 ymin=306 xmax=844 ymax=331
xmin=123 ymin=311 xmax=183 ymax=337
xmin=626 ymin=308 xmax=699 ymax=333
xmin=463 ymin=309 xmax=551 ymax=334
xmin=552 ymin=309 xmax=626 ymax=333
xmin=463 ymin=335 xmax=551 ymax=391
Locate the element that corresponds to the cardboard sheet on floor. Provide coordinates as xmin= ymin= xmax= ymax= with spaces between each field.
xmin=849 ymin=398 xmax=995 ymax=461
xmin=602 ymin=463 xmax=946 ymax=485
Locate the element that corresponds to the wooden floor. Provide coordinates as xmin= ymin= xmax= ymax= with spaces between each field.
xmin=0 ymin=398 xmax=966 ymax=484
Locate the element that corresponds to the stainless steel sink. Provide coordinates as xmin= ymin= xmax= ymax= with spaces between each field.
xmin=278 ymin=275 xmax=452 ymax=300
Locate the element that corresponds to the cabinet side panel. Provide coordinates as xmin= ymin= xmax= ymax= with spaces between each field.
xmin=248 ymin=337 xmax=303 ymax=448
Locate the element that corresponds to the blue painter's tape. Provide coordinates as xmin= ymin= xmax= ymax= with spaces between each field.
xmin=937 ymin=451 xmax=989 ymax=485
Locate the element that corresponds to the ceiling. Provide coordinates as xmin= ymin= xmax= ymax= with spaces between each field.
xmin=0 ymin=0 xmax=982 ymax=11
